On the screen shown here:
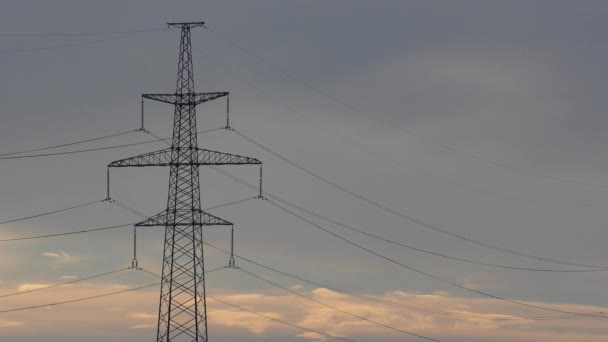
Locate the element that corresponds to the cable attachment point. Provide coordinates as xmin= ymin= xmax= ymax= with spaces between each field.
xmin=224 ymin=94 xmax=232 ymax=130
xmin=130 ymin=259 xmax=141 ymax=270
xmin=138 ymin=97 xmax=148 ymax=133
xmin=129 ymin=226 xmax=142 ymax=270
xmin=228 ymin=257 xmax=236 ymax=269
xmin=257 ymin=165 xmax=264 ymax=199
xmin=227 ymin=225 xmax=237 ymax=269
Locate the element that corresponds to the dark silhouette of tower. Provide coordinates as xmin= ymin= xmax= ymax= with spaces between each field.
xmin=108 ymin=22 xmax=261 ymax=342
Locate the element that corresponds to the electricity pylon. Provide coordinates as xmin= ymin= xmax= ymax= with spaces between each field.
xmin=108 ymin=22 xmax=261 ymax=342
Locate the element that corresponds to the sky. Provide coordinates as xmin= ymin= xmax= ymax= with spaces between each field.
xmin=1 ymin=0 xmax=608 ymax=341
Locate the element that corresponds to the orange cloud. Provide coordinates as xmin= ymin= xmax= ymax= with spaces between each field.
xmin=0 ymin=318 xmax=23 ymax=328
xmin=0 ymin=276 xmax=606 ymax=342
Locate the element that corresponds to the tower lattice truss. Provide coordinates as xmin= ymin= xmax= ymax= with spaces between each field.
xmin=108 ymin=22 xmax=261 ymax=342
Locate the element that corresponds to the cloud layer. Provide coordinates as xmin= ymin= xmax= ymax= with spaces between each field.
xmin=0 ymin=277 xmax=607 ymax=342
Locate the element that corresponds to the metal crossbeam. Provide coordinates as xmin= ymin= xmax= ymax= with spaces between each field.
xmin=135 ymin=209 xmax=232 ymax=227
xmin=108 ymin=148 xmax=260 ymax=167
xmin=143 ymin=92 xmax=228 ymax=106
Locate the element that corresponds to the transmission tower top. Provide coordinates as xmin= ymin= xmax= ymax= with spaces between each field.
xmin=167 ymin=21 xmax=205 ymax=29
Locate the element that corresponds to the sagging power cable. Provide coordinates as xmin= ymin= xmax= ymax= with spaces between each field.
xmin=0 ymin=199 xmax=103 ymax=226
xmin=0 ymin=129 xmax=137 ymax=157
xmin=208 ymin=165 xmax=606 ymax=272
xmin=0 ymin=267 xmax=129 ymax=299
xmin=191 ymin=43 xmax=604 ymax=209
xmin=0 ymin=27 xmax=168 ymax=37
xmin=203 ymin=241 xmax=600 ymax=322
xmin=0 ymin=29 xmax=169 ymax=55
xmin=237 ymin=267 xmax=443 ymax=342
xmin=0 ymin=266 xmax=224 ymax=314
xmin=266 ymin=199 xmax=608 ymax=318
xmin=0 ymin=127 xmax=222 ymax=160
xmin=230 ymin=129 xmax=608 ymax=270
xmin=142 ymin=267 xmax=354 ymax=342
xmin=205 ymin=25 xmax=608 ymax=190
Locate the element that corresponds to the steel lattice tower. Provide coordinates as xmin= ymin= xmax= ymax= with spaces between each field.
xmin=108 ymin=22 xmax=261 ymax=342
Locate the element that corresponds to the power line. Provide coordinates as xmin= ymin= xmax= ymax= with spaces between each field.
xmin=4 ymin=195 xmax=589 ymax=322
xmin=0 ymin=138 xmax=163 ymax=159
xmin=208 ymin=164 xmax=602 ymax=273
xmin=109 ymin=199 xmax=150 ymax=218
xmin=140 ymin=267 xmax=354 ymax=342
xmin=86 ymin=196 xmax=600 ymax=322
xmin=0 ymin=29 xmax=168 ymax=55
xmin=0 ymin=281 xmax=156 ymax=314
xmin=0 ymin=196 xmax=254 ymax=243
xmin=230 ymin=129 xmax=608 ymax=269
xmin=0 ymin=222 xmax=134 ymax=242
xmin=237 ymin=267 xmax=443 ymax=342
xmin=0 ymin=266 xmax=224 ymax=314
xmin=205 ymin=26 xmax=608 ymax=190
xmin=192 ymin=44 xmax=603 ymax=210
xmin=203 ymin=242 xmax=594 ymax=322
xmin=109 ymin=196 xmax=257 ymax=220
xmin=0 ymin=199 xmax=103 ymax=226
xmin=0 ymin=127 xmax=223 ymax=160
xmin=266 ymin=199 xmax=608 ymax=319
xmin=0 ymin=27 xmax=168 ymax=37
xmin=209 ymin=294 xmax=356 ymax=342
xmin=204 ymin=196 xmax=258 ymax=211
xmin=0 ymin=129 xmax=137 ymax=157
xmin=0 ymin=267 xmax=129 ymax=298
xmin=267 ymin=196 xmax=606 ymax=273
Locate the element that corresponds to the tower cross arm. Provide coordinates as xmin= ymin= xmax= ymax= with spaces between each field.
xmin=108 ymin=148 xmax=173 ymax=167
xmin=135 ymin=209 xmax=232 ymax=227
xmin=142 ymin=92 xmax=228 ymax=106
xmin=167 ymin=22 xmax=205 ymax=29
xmin=198 ymin=149 xmax=261 ymax=165
xmin=108 ymin=148 xmax=261 ymax=168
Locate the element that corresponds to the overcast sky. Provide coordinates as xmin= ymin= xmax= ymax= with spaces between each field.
xmin=2 ymin=1 xmax=608 ymax=341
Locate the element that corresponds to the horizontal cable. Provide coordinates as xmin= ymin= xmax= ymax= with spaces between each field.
xmin=266 ymin=199 xmax=608 ymax=318
xmin=8 ymin=193 xmax=588 ymax=322
xmin=0 ymin=127 xmax=222 ymax=160
xmin=75 ymin=195 xmax=596 ymax=322
xmin=141 ymin=267 xmax=353 ymax=342
xmin=192 ymin=44 xmax=605 ymax=210
xmin=204 ymin=196 xmax=258 ymax=211
xmin=209 ymin=294 xmax=355 ymax=342
xmin=231 ymin=129 xmax=608 ymax=269
xmin=2 ymin=196 xmax=596 ymax=321
xmin=0 ymin=129 xmax=137 ymax=157
xmin=0 ymin=29 xmax=168 ymax=54
xmin=0 ymin=199 xmax=103 ymax=226
xmin=0 ymin=196 xmax=254 ymax=243
xmin=0 ymin=27 xmax=168 ymax=37
xmin=0 ymin=267 xmax=129 ymax=298
xmin=206 ymin=25 xmax=608 ymax=189
xmin=0 ymin=279 xmax=155 ymax=314
xmin=203 ymin=241 xmax=595 ymax=322
xmin=0 ymin=222 xmax=134 ymax=242
xmin=238 ymin=267 xmax=442 ymax=342
xmin=109 ymin=199 xmax=149 ymax=218
xmin=109 ymin=196 xmax=256 ymax=220
xmin=208 ymin=166 xmax=606 ymax=272
xmin=268 ymin=197 xmax=606 ymax=272
xmin=0 ymin=267 xmax=223 ymax=314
